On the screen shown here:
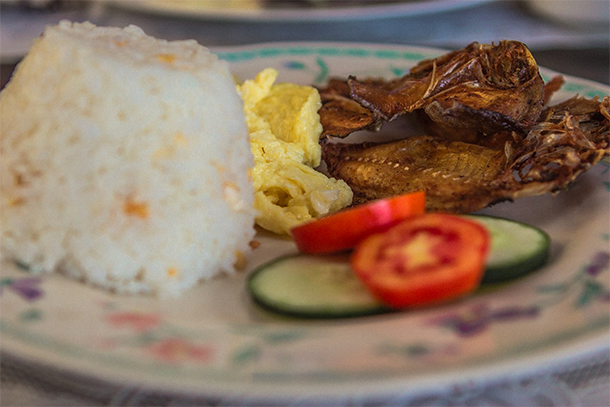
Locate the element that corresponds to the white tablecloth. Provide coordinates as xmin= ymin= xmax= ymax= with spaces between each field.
xmin=2 ymin=347 xmax=609 ymax=406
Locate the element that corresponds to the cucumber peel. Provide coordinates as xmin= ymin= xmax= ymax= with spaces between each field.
xmin=466 ymin=215 xmax=550 ymax=284
xmin=247 ymin=254 xmax=392 ymax=319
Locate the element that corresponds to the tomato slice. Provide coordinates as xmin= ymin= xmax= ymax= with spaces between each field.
xmin=290 ymin=191 xmax=426 ymax=254
xmin=350 ymin=213 xmax=489 ymax=308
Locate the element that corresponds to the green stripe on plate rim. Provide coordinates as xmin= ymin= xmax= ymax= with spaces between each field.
xmin=216 ymin=45 xmax=608 ymax=99
xmin=215 ymin=45 xmax=430 ymax=64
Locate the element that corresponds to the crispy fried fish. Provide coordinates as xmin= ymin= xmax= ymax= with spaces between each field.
xmin=322 ymin=135 xmax=507 ymax=212
xmin=415 ymin=75 xmax=567 ymax=149
xmin=319 ymin=41 xmax=545 ymax=139
xmin=323 ymin=96 xmax=610 ymax=212
xmin=504 ymin=96 xmax=609 ymax=190
xmin=350 ymin=40 xmax=545 ymax=134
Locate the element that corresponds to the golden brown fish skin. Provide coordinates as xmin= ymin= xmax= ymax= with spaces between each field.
xmin=322 ymin=136 xmax=508 ymax=213
xmin=349 ymin=41 xmax=545 ymax=135
xmin=322 ymin=96 xmax=610 ymax=213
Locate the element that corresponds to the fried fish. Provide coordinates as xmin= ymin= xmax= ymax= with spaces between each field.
xmin=319 ymin=41 xmax=546 ymax=139
xmin=322 ymin=96 xmax=609 ymax=212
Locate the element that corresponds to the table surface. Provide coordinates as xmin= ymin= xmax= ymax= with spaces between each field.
xmin=1 ymin=1 xmax=609 ymax=406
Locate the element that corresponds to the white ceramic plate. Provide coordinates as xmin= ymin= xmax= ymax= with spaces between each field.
xmin=1 ymin=42 xmax=609 ymax=402
xmin=102 ymin=0 xmax=494 ymax=22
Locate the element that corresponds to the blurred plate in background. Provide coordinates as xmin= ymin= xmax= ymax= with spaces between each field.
xmin=102 ymin=0 xmax=495 ymax=22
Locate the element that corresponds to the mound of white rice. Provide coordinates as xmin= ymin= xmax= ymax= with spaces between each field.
xmin=0 ymin=21 xmax=256 ymax=296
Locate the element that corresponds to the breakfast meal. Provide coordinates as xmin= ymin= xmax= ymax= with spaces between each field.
xmin=0 ymin=21 xmax=256 ymax=296
xmin=1 ymin=22 xmax=607 ymax=310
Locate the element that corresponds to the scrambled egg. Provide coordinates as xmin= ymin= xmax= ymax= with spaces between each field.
xmin=237 ymin=68 xmax=353 ymax=235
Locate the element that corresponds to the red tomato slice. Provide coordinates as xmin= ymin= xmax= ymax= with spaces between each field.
xmin=350 ymin=213 xmax=489 ymax=308
xmin=290 ymin=191 xmax=426 ymax=254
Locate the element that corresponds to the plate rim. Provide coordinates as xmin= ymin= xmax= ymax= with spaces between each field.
xmin=1 ymin=317 xmax=608 ymax=399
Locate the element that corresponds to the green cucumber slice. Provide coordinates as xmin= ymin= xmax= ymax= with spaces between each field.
xmin=247 ymin=254 xmax=392 ymax=319
xmin=467 ymin=215 xmax=551 ymax=284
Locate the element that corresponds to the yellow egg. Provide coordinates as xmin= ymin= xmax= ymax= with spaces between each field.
xmin=237 ymin=68 xmax=353 ymax=235
xmin=254 ymin=82 xmax=322 ymax=167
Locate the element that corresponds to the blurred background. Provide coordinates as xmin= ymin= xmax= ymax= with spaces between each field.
xmin=1 ymin=0 xmax=609 ymax=88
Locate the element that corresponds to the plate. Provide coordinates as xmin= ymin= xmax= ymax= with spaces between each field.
xmin=102 ymin=0 xmax=494 ymax=22
xmin=1 ymin=42 xmax=609 ymax=402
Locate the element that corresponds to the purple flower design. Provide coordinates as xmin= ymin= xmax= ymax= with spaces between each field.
xmin=574 ymin=251 xmax=610 ymax=306
xmin=585 ymin=251 xmax=610 ymax=277
xmin=429 ymin=303 xmax=540 ymax=337
xmin=0 ymin=277 xmax=44 ymax=301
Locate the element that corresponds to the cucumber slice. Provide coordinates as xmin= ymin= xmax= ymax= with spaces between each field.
xmin=466 ymin=215 xmax=551 ymax=284
xmin=247 ymin=254 xmax=392 ymax=319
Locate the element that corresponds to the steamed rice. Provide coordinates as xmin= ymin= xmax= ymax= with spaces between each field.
xmin=0 ymin=21 xmax=256 ymax=296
